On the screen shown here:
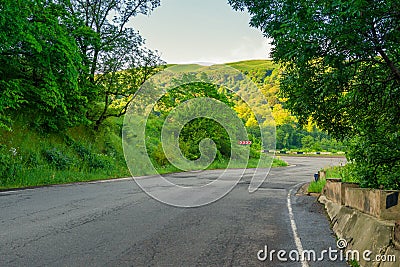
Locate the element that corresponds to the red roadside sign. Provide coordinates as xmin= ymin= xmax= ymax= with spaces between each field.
xmin=239 ymin=140 xmax=252 ymax=145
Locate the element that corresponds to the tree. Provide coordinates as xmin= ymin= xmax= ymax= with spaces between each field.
xmin=63 ymin=0 xmax=162 ymax=129
xmin=159 ymin=74 xmax=235 ymax=158
xmin=301 ymin=135 xmax=314 ymax=152
xmin=0 ymin=0 xmax=87 ymax=131
xmin=229 ymin=0 xmax=400 ymax=189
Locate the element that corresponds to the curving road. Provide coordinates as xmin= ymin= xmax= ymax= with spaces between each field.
xmin=0 ymin=157 xmax=348 ymax=266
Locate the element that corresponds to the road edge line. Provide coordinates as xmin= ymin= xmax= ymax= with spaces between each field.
xmin=287 ymin=183 xmax=309 ymax=267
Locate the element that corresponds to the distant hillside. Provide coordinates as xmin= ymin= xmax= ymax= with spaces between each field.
xmin=166 ymin=59 xmax=277 ymax=73
xmin=226 ymin=59 xmax=277 ymax=73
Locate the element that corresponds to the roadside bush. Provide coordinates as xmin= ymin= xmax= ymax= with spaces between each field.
xmin=43 ymin=148 xmax=73 ymax=170
xmin=347 ymin=132 xmax=400 ymax=190
xmin=87 ymin=154 xmax=112 ymax=170
xmin=73 ymin=142 xmax=92 ymax=159
xmin=249 ymin=141 xmax=261 ymax=159
xmin=71 ymin=141 xmax=113 ymax=170
xmin=0 ymin=146 xmax=23 ymax=185
xmin=24 ymin=152 xmax=42 ymax=168
xmin=152 ymin=143 xmax=169 ymax=166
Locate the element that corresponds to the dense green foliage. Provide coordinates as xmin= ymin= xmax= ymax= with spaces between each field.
xmin=0 ymin=0 xmax=87 ymax=131
xmin=227 ymin=60 xmax=346 ymax=152
xmin=229 ymin=0 xmax=400 ymax=189
xmin=161 ymin=80 xmax=235 ymax=162
xmin=0 ymin=0 xmax=161 ymax=131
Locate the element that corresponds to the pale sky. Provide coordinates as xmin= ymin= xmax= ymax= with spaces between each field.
xmin=129 ymin=0 xmax=272 ymax=64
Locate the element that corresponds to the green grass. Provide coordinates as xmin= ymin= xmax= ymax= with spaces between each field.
xmin=323 ymin=164 xmax=359 ymax=183
xmin=163 ymin=60 xmax=278 ymax=79
xmin=307 ymin=167 xmax=338 ymax=194
xmin=270 ymin=157 xmax=289 ymax=167
xmin=0 ymin=154 xmax=287 ymax=190
xmin=211 ymin=156 xmax=288 ymax=169
xmin=307 ymin=166 xmax=341 ymax=193
xmin=325 ymin=165 xmax=342 ymax=178
xmin=0 ymin=117 xmax=130 ymax=190
xmin=166 ymin=59 xmax=277 ymax=73
xmin=278 ymin=153 xmax=346 ymax=158
xmin=165 ymin=64 xmax=208 ymax=72
xmin=0 ymin=168 xmax=129 ymax=190
xmin=307 ymin=164 xmax=359 ymax=193
xmin=308 ymin=178 xmax=327 ymax=193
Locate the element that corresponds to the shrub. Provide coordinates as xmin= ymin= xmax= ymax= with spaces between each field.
xmin=152 ymin=143 xmax=169 ymax=166
xmin=73 ymin=142 xmax=92 ymax=159
xmin=43 ymin=148 xmax=73 ymax=170
xmin=87 ymin=154 xmax=112 ymax=170
xmin=0 ymin=146 xmax=23 ymax=185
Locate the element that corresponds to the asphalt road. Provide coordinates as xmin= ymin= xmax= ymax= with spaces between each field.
xmin=0 ymin=156 xmax=348 ymax=267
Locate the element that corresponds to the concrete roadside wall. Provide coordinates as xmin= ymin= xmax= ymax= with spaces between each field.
xmin=320 ymin=196 xmax=399 ymax=267
xmin=323 ymin=179 xmax=359 ymax=205
xmin=323 ymin=178 xmax=342 ymax=204
xmin=324 ymin=179 xmax=400 ymax=221
xmin=345 ymin=188 xmax=400 ymax=221
xmin=344 ymin=188 xmax=382 ymax=219
xmin=320 ymin=180 xmax=400 ymax=266
xmin=394 ymin=221 xmax=400 ymax=250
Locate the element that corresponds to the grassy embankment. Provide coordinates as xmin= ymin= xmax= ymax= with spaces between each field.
xmin=0 ymin=117 xmax=287 ymax=190
xmin=0 ymin=117 xmax=129 ymax=189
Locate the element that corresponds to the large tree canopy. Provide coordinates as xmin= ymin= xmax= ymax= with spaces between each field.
xmin=0 ymin=0 xmax=162 ymax=130
xmin=0 ymin=0 xmax=86 ymax=131
xmin=229 ymin=0 xmax=400 ymax=189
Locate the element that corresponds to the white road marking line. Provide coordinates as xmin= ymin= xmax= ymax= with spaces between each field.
xmin=287 ymin=183 xmax=309 ymax=267
xmin=0 ymin=177 xmax=135 ymax=195
xmin=0 ymin=190 xmax=29 ymax=195
xmin=86 ymin=177 xmax=133 ymax=184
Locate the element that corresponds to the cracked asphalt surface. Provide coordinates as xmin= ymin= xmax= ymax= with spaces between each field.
xmin=0 ymin=156 xmax=348 ymax=266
